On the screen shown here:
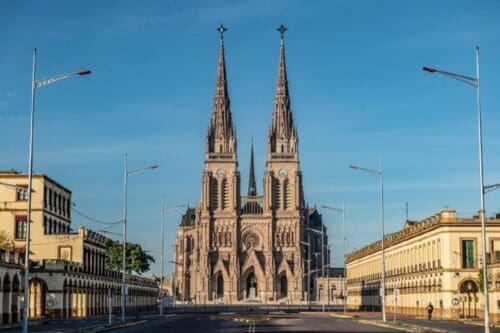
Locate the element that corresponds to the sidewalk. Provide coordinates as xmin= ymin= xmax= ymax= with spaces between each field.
xmin=330 ymin=311 xmax=500 ymax=333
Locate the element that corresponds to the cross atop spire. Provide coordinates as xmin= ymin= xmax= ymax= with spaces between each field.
xmin=217 ymin=23 xmax=227 ymax=43
xmin=277 ymin=23 xmax=287 ymax=42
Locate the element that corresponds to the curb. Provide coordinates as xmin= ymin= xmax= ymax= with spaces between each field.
xmin=358 ymin=319 xmax=448 ymax=333
xmin=329 ymin=313 xmax=353 ymax=319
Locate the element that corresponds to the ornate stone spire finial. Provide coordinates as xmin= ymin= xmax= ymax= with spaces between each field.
xmin=248 ymin=138 xmax=257 ymax=196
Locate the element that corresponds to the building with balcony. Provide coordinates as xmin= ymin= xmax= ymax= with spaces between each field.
xmin=346 ymin=209 xmax=500 ymax=321
xmin=0 ymin=170 xmax=158 ymax=319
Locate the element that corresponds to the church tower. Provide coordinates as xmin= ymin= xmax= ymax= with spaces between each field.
xmin=175 ymin=24 xmax=321 ymax=305
xmin=264 ymin=25 xmax=304 ymax=213
xmin=197 ymin=24 xmax=240 ymax=302
xmin=263 ymin=24 xmax=305 ymax=303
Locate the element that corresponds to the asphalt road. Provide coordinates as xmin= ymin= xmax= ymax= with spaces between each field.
xmin=399 ymin=317 xmax=500 ymax=333
xmin=112 ymin=314 xmax=400 ymax=332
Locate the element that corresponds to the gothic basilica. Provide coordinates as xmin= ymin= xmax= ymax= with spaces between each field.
xmin=173 ymin=25 xmax=327 ymax=304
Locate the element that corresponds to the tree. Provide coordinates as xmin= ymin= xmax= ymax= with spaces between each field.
xmin=105 ymin=239 xmax=155 ymax=275
xmin=0 ymin=231 xmax=13 ymax=251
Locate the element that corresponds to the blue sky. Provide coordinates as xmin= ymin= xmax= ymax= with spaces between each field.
xmin=1 ymin=1 xmax=500 ymax=275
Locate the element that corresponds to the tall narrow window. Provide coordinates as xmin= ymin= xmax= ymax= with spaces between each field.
xmin=67 ymin=200 xmax=71 ymax=218
xmin=284 ymin=179 xmax=292 ymax=210
xmin=221 ymin=179 xmax=230 ymax=210
xmin=273 ymin=178 xmax=281 ymax=210
xmin=210 ymin=178 xmax=219 ymax=210
xmin=15 ymin=216 xmax=27 ymax=239
xmin=462 ymin=239 xmax=475 ymax=268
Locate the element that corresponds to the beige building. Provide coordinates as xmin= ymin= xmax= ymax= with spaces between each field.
xmin=0 ymin=170 xmax=158 ymax=319
xmin=173 ymin=28 xmax=327 ymax=304
xmin=346 ymin=209 xmax=500 ymax=321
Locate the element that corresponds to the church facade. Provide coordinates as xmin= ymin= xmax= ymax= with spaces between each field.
xmin=173 ymin=26 xmax=327 ymax=304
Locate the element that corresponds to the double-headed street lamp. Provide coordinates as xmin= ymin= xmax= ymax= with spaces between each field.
xmin=321 ymin=203 xmax=346 ymax=314
xmin=350 ymin=158 xmax=386 ymax=322
xmin=23 ymin=49 xmax=91 ymax=333
xmin=423 ymin=47 xmax=490 ymax=332
xmin=122 ymin=154 xmax=158 ymax=322
xmin=159 ymin=198 xmax=185 ymax=316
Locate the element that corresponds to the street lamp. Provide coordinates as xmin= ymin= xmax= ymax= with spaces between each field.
xmin=350 ymin=158 xmax=386 ymax=322
xmin=300 ymin=240 xmax=312 ymax=303
xmin=159 ymin=198 xmax=185 ymax=316
xmin=305 ymin=227 xmax=324 ymax=307
xmin=23 ymin=49 xmax=90 ymax=333
xmin=122 ymin=154 xmax=158 ymax=322
xmin=321 ymin=203 xmax=346 ymax=314
xmin=423 ymin=47 xmax=490 ymax=332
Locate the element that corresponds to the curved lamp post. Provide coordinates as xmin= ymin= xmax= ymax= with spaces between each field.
xmin=423 ymin=47 xmax=490 ymax=332
xmin=23 ymin=49 xmax=90 ymax=333
xmin=159 ymin=199 xmax=185 ymax=315
xmin=321 ymin=203 xmax=346 ymax=313
xmin=122 ymin=155 xmax=158 ymax=322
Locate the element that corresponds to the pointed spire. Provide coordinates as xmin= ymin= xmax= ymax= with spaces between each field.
xmin=248 ymin=138 xmax=257 ymax=196
xmin=207 ymin=23 xmax=236 ymax=156
xmin=268 ymin=24 xmax=298 ymax=157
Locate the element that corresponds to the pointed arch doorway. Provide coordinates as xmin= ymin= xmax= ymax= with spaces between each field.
xmin=279 ymin=275 xmax=288 ymax=299
xmin=246 ymin=272 xmax=258 ymax=300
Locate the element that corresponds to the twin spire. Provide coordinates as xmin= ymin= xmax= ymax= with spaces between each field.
xmin=207 ymin=23 xmax=298 ymax=192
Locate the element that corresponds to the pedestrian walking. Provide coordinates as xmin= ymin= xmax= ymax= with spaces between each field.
xmin=427 ymin=302 xmax=434 ymax=320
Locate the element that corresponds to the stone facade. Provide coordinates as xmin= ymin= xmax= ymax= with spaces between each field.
xmin=346 ymin=209 xmax=500 ymax=322
xmin=173 ymin=28 xmax=327 ymax=304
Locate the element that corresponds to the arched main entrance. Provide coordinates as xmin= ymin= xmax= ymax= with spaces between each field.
xmin=246 ymin=272 xmax=258 ymax=300
xmin=459 ymin=279 xmax=478 ymax=318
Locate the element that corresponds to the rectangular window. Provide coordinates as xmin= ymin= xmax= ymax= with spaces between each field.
xmin=16 ymin=185 xmax=28 ymax=201
xmin=15 ymin=216 xmax=27 ymax=239
xmin=462 ymin=239 xmax=475 ymax=268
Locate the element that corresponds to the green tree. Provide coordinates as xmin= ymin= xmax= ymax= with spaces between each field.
xmin=105 ymin=239 xmax=155 ymax=275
